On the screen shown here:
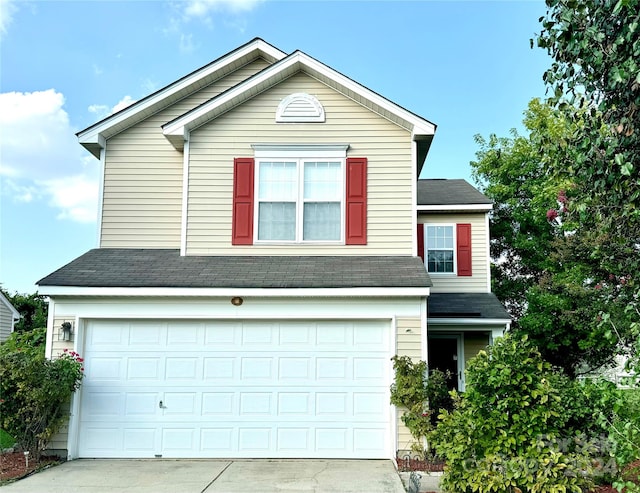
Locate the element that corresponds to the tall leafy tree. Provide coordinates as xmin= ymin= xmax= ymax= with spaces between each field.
xmin=472 ymin=99 xmax=625 ymax=376
xmin=536 ymin=0 xmax=640 ymax=372
xmin=0 ymin=290 xmax=48 ymax=333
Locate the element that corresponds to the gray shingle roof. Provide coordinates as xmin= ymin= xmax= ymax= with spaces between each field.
xmin=428 ymin=293 xmax=510 ymax=320
xmin=418 ymin=179 xmax=492 ymax=206
xmin=37 ymin=249 xmax=432 ymax=289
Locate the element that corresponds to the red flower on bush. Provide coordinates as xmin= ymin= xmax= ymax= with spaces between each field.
xmin=547 ymin=209 xmax=559 ymax=221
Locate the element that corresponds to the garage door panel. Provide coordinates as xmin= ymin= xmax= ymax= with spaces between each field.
xmin=79 ymin=319 xmax=391 ymax=458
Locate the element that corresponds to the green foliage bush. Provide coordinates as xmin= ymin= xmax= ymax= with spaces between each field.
xmin=0 ymin=328 xmax=84 ymax=459
xmin=430 ymin=334 xmax=610 ymax=493
xmin=390 ymin=355 xmax=452 ymax=456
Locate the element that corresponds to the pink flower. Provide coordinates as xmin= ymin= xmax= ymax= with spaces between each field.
xmin=558 ymin=190 xmax=568 ymax=204
xmin=595 ymin=283 xmax=602 ymax=290
xmin=546 ymin=209 xmax=559 ymax=221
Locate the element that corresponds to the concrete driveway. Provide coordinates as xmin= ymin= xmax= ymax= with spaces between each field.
xmin=0 ymin=459 xmax=407 ymax=492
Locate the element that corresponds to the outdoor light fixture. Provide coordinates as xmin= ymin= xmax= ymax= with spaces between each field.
xmin=59 ymin=321 xmax=74 ymax=342
xmin=230 ymin=296 xmax=243 ymax=306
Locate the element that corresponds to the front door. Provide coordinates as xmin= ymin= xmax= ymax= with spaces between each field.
xmin=428 ymin=336 xmax=460 ymax=391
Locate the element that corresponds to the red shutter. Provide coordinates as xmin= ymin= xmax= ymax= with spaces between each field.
xmin=456 ymin=223 xmax=472 ymax=276
xmin=345 ymin=157 xmax=367 ymax=245
xmin=232 ymin=158 xmax=254 ymax=245
xmin=417 ymin=223 xmax=425 ymax=261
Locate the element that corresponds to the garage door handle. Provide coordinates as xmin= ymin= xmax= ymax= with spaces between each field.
xmin=159 ymin=400 xmax=165 ymax=409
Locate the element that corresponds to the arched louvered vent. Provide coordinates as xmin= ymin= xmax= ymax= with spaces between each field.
xmin=275 ymin=93 xmax=325 ymax=123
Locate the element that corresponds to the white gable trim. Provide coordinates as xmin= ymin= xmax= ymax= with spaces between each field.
xmin=162 ymin=51 xmax=436 ymax=150
xmin=77 ymin=39 xmax=286 ymax=158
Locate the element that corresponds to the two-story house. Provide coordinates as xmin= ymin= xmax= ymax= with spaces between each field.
xmin=38 ymin=38 xmax=509 ymax=460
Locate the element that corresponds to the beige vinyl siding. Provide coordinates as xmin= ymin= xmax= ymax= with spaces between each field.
xmin=419 ymin=213 xmax=489 ymax=293
xmin=464 ymin=332 xmax=490 ymax=367
xmin=0 ymin=303 xmax=14 ymax=342
xmin=47 ymin=316 xmax=76 ymax=454
xmin=186 ymin=72 xmax=414 ymax=255
xmin=100 ymin=58 xmax=271 ymax=248
xmin=395 ymin=317 xmax=423 ymax=451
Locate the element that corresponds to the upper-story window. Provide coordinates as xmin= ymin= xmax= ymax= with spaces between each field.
xmin=425 ymin=225 xmax=455 ymax=273
xmin=257 ymin=159 xmax=343 ymax=242
xmin=231 ymin=144 xmax=367 ymax=246
xmin=418 ymin=223 xmax=472 ymax=276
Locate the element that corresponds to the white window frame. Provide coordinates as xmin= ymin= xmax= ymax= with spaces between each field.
xmin=252 ymin=145 xmax=349 ymax=244
xmin=424 ymin=223 xmax=457 ymax=274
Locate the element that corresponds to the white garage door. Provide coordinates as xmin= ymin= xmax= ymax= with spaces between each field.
xmin=77 ymin=319 xmax=392 ymax=459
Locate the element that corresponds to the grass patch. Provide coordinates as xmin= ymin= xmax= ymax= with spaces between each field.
xmin=0 ymin=429 xmax=15 ymax=449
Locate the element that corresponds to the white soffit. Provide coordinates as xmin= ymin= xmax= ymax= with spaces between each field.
xmin=162 ymin=51 xmax=437 ymax=151
xmin=77 ymin=39 xmax=287 ymax=158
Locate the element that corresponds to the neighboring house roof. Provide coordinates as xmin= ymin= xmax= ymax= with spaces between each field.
xmin=77 ymin=38 xmax=436 ymax=176
xmin=417 ymin=179 xmax=493 ymax=212
xmin=428 ymin=293 xmax=511 ymax=321
xmin=37 ymin=249 xmax=432 ymax=290
xmin=77 ymin=38 xmax=287 ymax=158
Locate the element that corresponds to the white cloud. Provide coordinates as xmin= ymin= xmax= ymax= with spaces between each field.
xmin=0 ymin=89 xmax=100 ymax=223
xmin=88 ymin=95 xmax=136 ymax=120
xmin=183 ymin=0 xmax=263 ymax=18
xmin=165 ymin=0 xmax=262 ymax=45
xmin=0 ymin=0 xmax=18 ymax=39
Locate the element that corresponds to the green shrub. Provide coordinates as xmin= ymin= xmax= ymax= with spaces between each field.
xmin=430 ymin=334 xmax=605 ymax=493
xmin=0 ymin=328 xmax=84 ymax=459
xmin=390 ymin=355 xmax=452 ymax=456
xmin=0 ymin=429 xmax=15 ymax=449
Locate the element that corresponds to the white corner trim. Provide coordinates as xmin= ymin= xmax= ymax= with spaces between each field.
xmin=96 ymin=146 xmax=106 ymax=247
xmin=180 ymin=139 xmax=190 ymax=255
xmin=39 ymin=286 xmax=430 ymax=298
xmin=276 ymin=93 xmax=325 ymax=122
xmin=485 ymin=212 xmax=491 ymax=292
xmin=44 ymin=297 xmax=55 ymax=359
xmin=417 ymin=204 xmax=493 ymax=212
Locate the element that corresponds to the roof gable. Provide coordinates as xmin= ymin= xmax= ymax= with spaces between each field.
xmin=77 ymin=38 xmax=287 ymax=158
xmin=162 ymin=50 xmax=436 ymax=154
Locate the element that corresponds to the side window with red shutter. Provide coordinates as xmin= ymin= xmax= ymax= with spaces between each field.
xmin=420 ymin=222 xmax=472 ymax=276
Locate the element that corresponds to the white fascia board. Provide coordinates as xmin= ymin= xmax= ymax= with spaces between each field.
xmin=163 ymin=51 xmax=436 ymax=147
xmin=428 ymin=317 xmax=511 ymax=326
xmin=39 ymin=286 xmax=431 ymax=298
xmin=78 ymin=39 xmax=286 ymax=154
xmin=417 ymin=204 xmax=493 ymax=212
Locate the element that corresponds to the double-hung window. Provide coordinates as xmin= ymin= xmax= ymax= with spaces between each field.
xmin=256 ymin=159 xmax=343 ymax=242
xmin=425 ymin=225 xmax=455 ymax=273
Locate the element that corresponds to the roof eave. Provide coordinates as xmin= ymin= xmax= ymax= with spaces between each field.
xmin=37 ymin=286 xmax=431 ymax=297
xmin=418 ymin=204 xmax=493 ymax=212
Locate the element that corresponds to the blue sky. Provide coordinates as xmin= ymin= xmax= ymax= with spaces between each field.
xmin=0 ymin=0 xmax=550 ymax=295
